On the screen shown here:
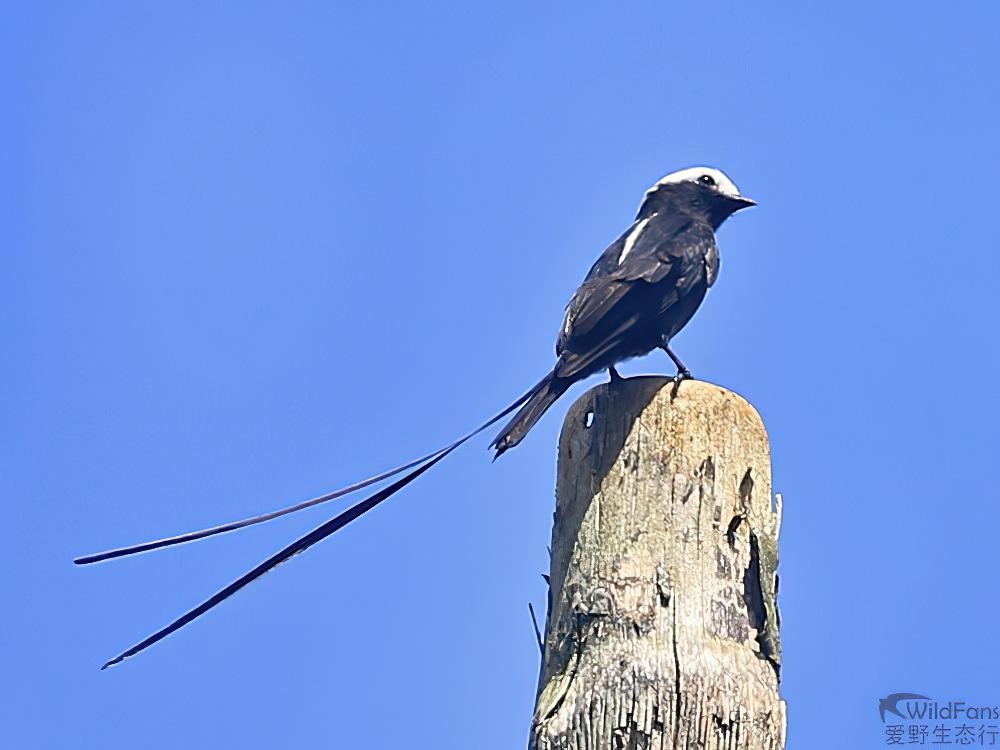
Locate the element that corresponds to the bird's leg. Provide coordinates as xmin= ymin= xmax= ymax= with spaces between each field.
xmin=608 ymin=365 xmax=623 ymax=385
xmin=660 ymin=337 xmax=692 ymax=381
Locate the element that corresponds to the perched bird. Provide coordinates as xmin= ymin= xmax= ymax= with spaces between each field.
xmin=492 ymin=166 xmax=755 ymax=456
xmin=76 ymin=166 xmax=755 ymax=668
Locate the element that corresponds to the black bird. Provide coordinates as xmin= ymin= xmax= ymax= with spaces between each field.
xmin=492 ymin=166 xmax=755 ymax=456
xmin=77 ymin=166 xmax=755 ymax=668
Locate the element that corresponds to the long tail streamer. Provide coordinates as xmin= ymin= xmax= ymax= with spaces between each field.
xmin=75 ymin=449 xmax=445 ymax=565
xmin=95 ymin=381 xmax=543 ymax=668
xmin=75 ymin=379 xmax=544 ymax=565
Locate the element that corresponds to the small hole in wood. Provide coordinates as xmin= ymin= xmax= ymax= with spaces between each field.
xmin=584 ymin=411 xmax=595 ymax=428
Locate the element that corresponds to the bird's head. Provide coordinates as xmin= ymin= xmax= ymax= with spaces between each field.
xmin=638 ymin=166 xmax=756 ymax=228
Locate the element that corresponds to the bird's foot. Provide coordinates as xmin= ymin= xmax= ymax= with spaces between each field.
xmin=661 ymin=340 xmax=693 ymax=382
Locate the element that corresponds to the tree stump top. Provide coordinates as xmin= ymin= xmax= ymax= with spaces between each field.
xmin=533 ymin=377 xmax=785 ymax=750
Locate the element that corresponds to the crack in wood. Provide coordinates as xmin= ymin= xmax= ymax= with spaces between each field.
xmin=530 ymin=378 xmax=785 ymax=749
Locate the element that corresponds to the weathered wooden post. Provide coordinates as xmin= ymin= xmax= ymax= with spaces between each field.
xmin=531 ymin=377 xmax=785 ymax=750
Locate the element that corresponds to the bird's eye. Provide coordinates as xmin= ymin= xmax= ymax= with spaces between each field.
xmin=698 ymin=174 xmax=716 ymax=187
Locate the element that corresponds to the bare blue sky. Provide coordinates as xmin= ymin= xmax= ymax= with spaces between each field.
xmin=3 ymin=3 xmax=999 ymax=748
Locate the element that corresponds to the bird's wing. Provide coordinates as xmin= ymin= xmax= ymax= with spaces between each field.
xmin=621 ymin=216 xmax=717 ymax=286
xmin=561 ymin=216 xmax=700 ymax=337
xmin=579 ymin=212 xmax=694 ymax=285
xmin=555 ymin=219 xmax=711 ymax=378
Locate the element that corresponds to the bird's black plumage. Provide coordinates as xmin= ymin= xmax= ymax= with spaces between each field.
xmin=491 ymin=176 xmax=753 ymax=456
xmin=77 ymin=167 xmax=754 ymax=668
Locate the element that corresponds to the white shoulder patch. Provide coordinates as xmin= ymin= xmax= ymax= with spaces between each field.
xmin=561 ymin=306 xmax=572 ymax=336
xmin=618 ymin=216 xmax=653 ymax=265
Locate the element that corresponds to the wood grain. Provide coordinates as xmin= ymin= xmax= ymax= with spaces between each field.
xmin=531 ymin=377 xmax=785 ymax=750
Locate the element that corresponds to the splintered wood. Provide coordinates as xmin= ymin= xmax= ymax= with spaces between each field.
xmin=532 ymin=377 xmax=785 ymax=750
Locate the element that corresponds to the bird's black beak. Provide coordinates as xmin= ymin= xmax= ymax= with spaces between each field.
xmin=731 ymin=195 xmax=757 ymax=210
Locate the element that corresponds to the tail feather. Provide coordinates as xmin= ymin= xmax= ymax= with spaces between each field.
xmin=75 ymin=376 xmax=548 ymax=566
xmin=491 ymin=371 xmax=570 ymax=458
xmin=91 ymin=375 xmax=551 ymax=667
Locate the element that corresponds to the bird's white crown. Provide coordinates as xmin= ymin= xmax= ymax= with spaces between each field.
xmin=645 ymin=167 xmax=743 ymax=200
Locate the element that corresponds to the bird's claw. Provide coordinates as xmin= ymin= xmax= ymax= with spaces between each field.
xmin=675 ymin=369 xmax=692 ymax=382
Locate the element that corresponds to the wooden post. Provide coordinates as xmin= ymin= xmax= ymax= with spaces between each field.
xmin=531 ymin=377 xmax=785 ymax=750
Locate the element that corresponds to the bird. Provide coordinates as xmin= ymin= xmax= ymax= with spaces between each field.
xmin=76 ymin=166 xmax=755 ymax=668
xmin=491 ymin=166 xmax=755 ymax=457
